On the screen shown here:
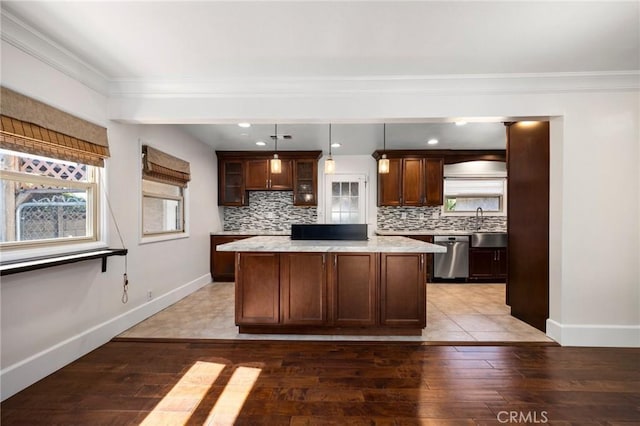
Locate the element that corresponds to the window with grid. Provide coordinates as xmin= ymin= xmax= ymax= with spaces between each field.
xmin=0 ymin=149 xmax=98 ymax=247
xmin=326 ymin=175 xmax=366 ymax=224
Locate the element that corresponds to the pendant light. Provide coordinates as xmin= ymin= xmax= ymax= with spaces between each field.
xmin=378 ymin=123 xmax=390 ymax=174
xmin=324 ymin=123 xmax=336 ymax=174
xmin=270 ymin=123 xmax=282 ymax=174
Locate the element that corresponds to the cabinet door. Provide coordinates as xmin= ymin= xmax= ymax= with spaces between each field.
xmin=402 ymin=158 xmax=424 ymax=206
xmin=495 ymin=248 xmax=508 ymax=279
xmin=329 ymin=253 xmax=377 ymax=326
xmin=219 ymin=160 xmax=245 ymax=206
xmin=245 ymin=159 xmax=270 ymax=190
xmin=469 ymin=248 xmax=496 ymax=278
xmin=269 ymin=159 xmax=293 ymax=190
xmin=378 ymin=158 xmax=402 ymax=206
xmin=424 ymin=158 xmax=444 ymax=206
xmin=210 ymin=235 xmax=250 ymax=282
xmin=236 ymin=253 xmax=280 ymax=325
xmin=380 ymin=253 xmax=426 ymax=327
xmin=293 ymin=159 xmax=318 ymax=206
xmin=281 ymin=253 xmax=327 ymax=325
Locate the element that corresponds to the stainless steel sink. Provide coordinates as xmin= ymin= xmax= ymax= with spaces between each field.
xmin=471 ymin=232 xmax=507 ymax=248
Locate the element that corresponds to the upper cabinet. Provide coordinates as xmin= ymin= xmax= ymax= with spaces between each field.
xmin=245 ymin=158 xmax=293 ymax=190
xmin=217 ymin=151 xmax=321 ymax=206
xmin=293 ymin=159 xmax=318 ymax=206
xmin=219 ymin=159 xmax=245 ymax=206
xmin=373 ymin=150 xmax=505 ymax=207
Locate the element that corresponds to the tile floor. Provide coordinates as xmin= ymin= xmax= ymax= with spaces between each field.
xmin=118 ymin=282 xmax=554 ymax=343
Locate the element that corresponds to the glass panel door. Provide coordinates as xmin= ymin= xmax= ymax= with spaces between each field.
xmin=325 ymin=174 xmax=366 ymax=224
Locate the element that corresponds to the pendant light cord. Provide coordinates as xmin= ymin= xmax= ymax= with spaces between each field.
xmin=329 ymin=123 xmax=332 ymax=156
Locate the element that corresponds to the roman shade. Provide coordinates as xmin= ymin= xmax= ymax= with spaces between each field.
xmin=0 ymin=87 xmax=109 ymax=167
xmin=142 ymin=145 xmax=191 ymax=187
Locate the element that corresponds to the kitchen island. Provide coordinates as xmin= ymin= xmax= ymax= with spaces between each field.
xmin=217 ymin=235 xmax=445 ymax=336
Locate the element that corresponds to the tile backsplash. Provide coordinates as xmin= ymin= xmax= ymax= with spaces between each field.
xmin=224 ymin=191 xmax=317 ymax=232
xmin=377 ymin=206 xmax=507 ymax=232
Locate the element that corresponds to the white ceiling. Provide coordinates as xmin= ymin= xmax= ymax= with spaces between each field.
xmin=1 ymin=1 xmax=637 ymax=152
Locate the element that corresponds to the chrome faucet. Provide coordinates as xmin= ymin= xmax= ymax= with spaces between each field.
xmin=475 ymin=207 xmax=484 ymax=231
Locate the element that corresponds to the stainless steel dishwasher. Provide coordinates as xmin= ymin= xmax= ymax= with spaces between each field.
xmin=433 ymin=236 xmax=469 ymax=279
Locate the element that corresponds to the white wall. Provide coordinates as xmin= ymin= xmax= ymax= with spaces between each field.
xmin=0 ymin=41 xmax=221 ymax=399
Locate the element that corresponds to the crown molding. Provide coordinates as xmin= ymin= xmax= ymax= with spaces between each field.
xmin=1 ymin=10 xmax=109 ymax=95
xmin=2 ymin=9 xmax=637 ymax=100
xmin=109 ymin=71 xmax=640 ymax=99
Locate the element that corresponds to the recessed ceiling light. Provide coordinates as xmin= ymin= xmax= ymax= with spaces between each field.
xmin=455 ymin=121 xmax=467 ymax=126
xmin=240 ymin=132 xmax=248 ymax=136
xmin=427 ymin=139 xmax=439 ymax=145
xmin=331 ymin=143 xmax=341 ymax=148
xmin=255 ymin=141 xmax=266 ymax=146
xmin=238 ymin=122 xmax=251 ymax=128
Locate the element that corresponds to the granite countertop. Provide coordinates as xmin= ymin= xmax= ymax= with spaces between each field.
xmin=211 ymin=230 xmax=291 ymax=236
xmin=376 ymin=229 xmax=474 ymax=236
xmin=216 ymin=235 xmax=446 ymax=253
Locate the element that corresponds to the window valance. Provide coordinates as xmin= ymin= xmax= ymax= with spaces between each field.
xmin=0 ymin=87 xmax=109 ymax=167
xmin=142 ymin=145 xmax=191 ymax=187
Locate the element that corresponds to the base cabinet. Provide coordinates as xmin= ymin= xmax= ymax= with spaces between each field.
xmin=280 ymin=253 xmax=327 ymax=325
xmin=380 ymin=253 xmax=426 ymax=327
xmin=330 ymin=253 xmax=377 ymax=326
xmin=235 ymin=253 xmax=280 ymax=324
xmin=235 ymin=251 xmax=426 ymax=335
xmin=210 ymin=235 xmax=251 ymax=281
xmin=469 ymin=248 xmax=507 ymax=281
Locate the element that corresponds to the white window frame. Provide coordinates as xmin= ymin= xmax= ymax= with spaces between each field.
xmin=138 ymin=139 xmax=190 ymax=245
xmin=0 ymin=149 xmax=107 ymax=262
xmin=441 ymin=177 xmax=507 ymax=217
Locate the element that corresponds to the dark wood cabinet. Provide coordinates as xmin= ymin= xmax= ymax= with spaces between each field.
xmin=469 ymin=248 xmax=507 ymax=281
xmin=424 ymin=158 xmax=444 ymax=206
xmin=217 ymin=151 xmax=320 ymax=206
xmin=235 ymin=250 xmax=425 ymax=335
xmin=293 ymin=159 xmax=317 ymax=206
xmin=378 ymin=158 xmax=402 ymax=206
xmin=245 ymin=158 xmax=293 ymax=190
xmin=402 ymin=158 xmax=424 ymax=206
xmin=210 ymin=235 xmax=252 ymax=281
xmin=235 ymin=252 xmax=280 ymax=325
xmin=380 ymin=253 xmax=426 ymax=327
xmin=376 ymin=156 xmax=444 ymax=207
xmin=280 ymin=253 xmax=327 ymax=325
xmin=219 ymin=159 xmax=246 ymax=206
xmin=329 ymin=253 xmax=378 ymax=326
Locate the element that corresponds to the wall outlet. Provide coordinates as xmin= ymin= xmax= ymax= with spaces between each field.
xmin=401 ymin=212 xmax=407 ymax=220
xmin=147 ymin=290 xmax=153 ymax=301
xmin=432 ymin=211 xmax=439 ymax=219
xmin=419 ymin=213 xmax=425 ymax=220
xmin=266 ymin=212 xmax=275 ymax=219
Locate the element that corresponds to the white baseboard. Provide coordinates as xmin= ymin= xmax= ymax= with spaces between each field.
xmin=0 ymin=273 xmax=211 ymax=401
xmin=547 ymin=319 xmax=640 ymax=347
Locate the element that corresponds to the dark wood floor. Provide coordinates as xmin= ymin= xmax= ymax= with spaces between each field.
xmin=1 ymin=340 xmax=638 ymax=425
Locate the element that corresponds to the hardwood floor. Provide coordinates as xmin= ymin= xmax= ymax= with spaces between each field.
xmin=2 ymin=341 xmax=638 ymax=425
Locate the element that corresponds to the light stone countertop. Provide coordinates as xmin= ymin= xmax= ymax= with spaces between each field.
xmin=216 ymin=235 xmax=446 ymax=253
xmin=211 ymin=230 xmax=291 ymax=236
xmin=375 ymin=229 xmax=474 ymax=236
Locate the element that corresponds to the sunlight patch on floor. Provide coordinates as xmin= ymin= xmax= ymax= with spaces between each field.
xmin=140 ymin=361 xmax=224 ymax=425
xmin=205 ymin=366 xmax=262 ymax=425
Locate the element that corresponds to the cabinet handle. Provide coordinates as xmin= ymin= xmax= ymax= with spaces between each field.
xmin=322 ymin=254 xmax=325 ymax=268
xmin=334 ymin=255 xmax=337 ymax=268
xmin=237 ymin=254 xmax=241 ymax=272
xmin=266 ymin=179 xmax=269 ymax=188
xmin=420 ymin=255 xmax=424 ymax=271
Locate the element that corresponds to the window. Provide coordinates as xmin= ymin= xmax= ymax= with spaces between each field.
xmin=140 ymin=145 xmax=190 ymax=239
xmin=443 ymin=178 xmax=506 ymax=215
xmin=142 ymin=179 xmax=184 ymax=235
xmin=325 ymin=174 xmax=366 ymax=224
xmin=0 ymin=149 xmax=98 ymax=247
